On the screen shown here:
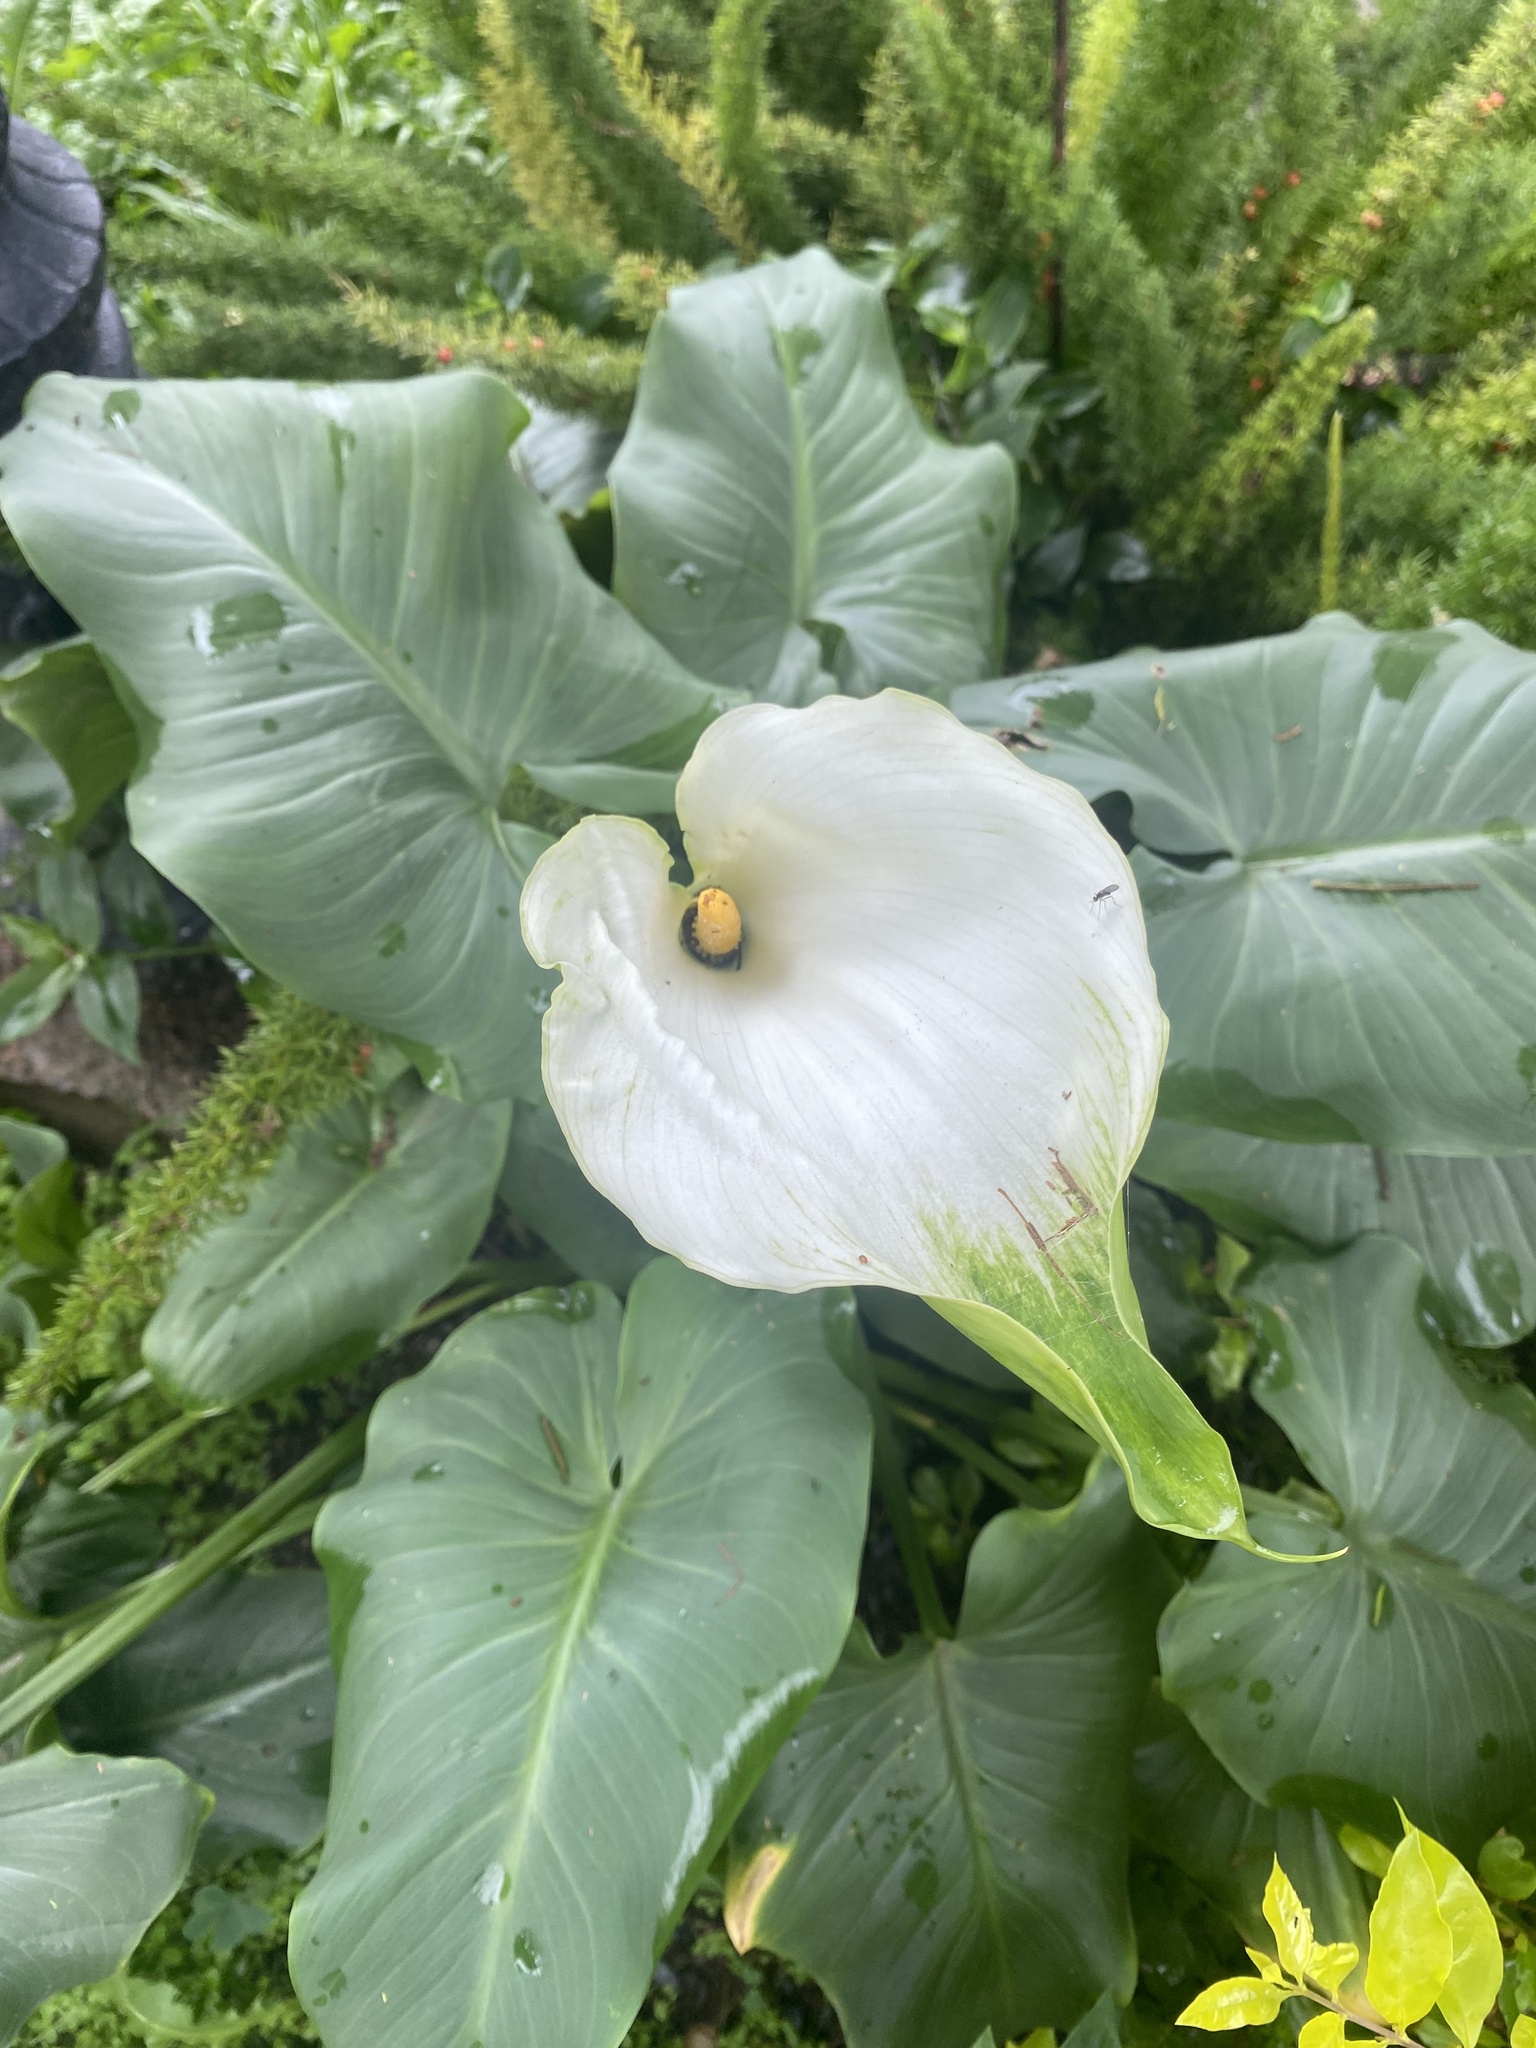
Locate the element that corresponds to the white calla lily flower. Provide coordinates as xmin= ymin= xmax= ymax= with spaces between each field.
xmin=522 ymin=689 xmax=1251 ymax=1545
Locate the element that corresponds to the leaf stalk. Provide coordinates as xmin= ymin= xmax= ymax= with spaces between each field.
xmin=0 ymin=1413 xmax=367 ymax=1745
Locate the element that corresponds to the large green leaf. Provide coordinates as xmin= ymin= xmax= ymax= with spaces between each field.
xmin=289 ymin=1261 xmax=872 ymax=2048
xmin=725 ymin=1462 xmax=1171 ymax=2048
xmin=1159 ymin=1236 xmax=1536 ymax=1857
xmin=0 ymin=1746 xmax=209 ymax=2045
xmin=0 ymin=637 xmax=137 ymax=843
xmin=144 ymin=1075 xmax=510 ymax=1408
xmin=610 ymin=247 xmax=1016 ymax=704
xmin=1132 ymin=1688 xmax=1370 ymax=1970
xmin=0 ymin=372 xmax=731 ymax=1101
xmin=10 ymin=1483 xmax=164 ymax=1617
xmin=953 ymin=616 xmax=1536 ymax=1154
xmin=60 ymin=1570 xmax=333 ymax=1869
xmin=1138 ymin=1119 xmax=1536 ymax=1348
xmin=497 ymin=1094 xmax=651 ymax=1296
xmin=0 ymin=1405 xmax=60 ymax=1692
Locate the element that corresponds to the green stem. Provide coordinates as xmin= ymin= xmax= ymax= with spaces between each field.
xmin=402 ymin=1282 xmax=501 ymax=1334
xmin=77 ymin=1368 xmax=154 ymax=1420
xmin=1304 ymin=1983 xmax=1416 ymax=2048
xmin=401 ymin=1256 xmax=573 ymax=1335
xmin=870 ymin=1350 xmax=1016 ymax=1425
xmin=236 ymin=1498 xmax=320 ymax=1560
xmin=887 ymin=1399 xmax=1052 ymax=1507
xmin=1318 ymin=407 xmax=1345 ymax=612
xmin=0 ymin=1414 xmax=367 ymax=1745
xmin=866 ymin=1381 xmax=951 ymax=1640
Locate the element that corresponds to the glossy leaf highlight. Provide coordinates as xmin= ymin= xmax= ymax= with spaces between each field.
xmin=0 ymin=372 xmax=728 ymax=1100
xmin=290 ymin=1262 xmax=871 ymax=2048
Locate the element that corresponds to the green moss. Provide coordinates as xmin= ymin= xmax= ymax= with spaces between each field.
xmin=11 ymin=992 xmax=363 ymax=1409
xmin=20 ymin=1849 xmax=322 ymax=2048
xmin=18 ymin=1858 xmax=838 ymax=2048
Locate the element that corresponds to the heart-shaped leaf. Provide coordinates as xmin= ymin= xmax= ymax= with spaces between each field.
xmin=144 ymin=1075 xmax=510 ymax=1408
xmin=1159 ymin=1235 xmax=1536 ymax=1856
xmin=1137 ymin=1120 xmax=1536 ymax=1348
xmin=724 ymin=1462 xmax=1171 ymax=2048
xmin=74 ymin=953 xmax=140 ymax=1064
xmin=0 ymin=1116 xmax=67 ymax=1184
xmin=11 ymin=1482 xmax=164 ymax=1617
xmin=1133 ymin=1689 xmax=1370 ymax=1969
xmin=0 ymin=636 xmax=137 ymax=843
xmin=0 ymin=1746 xmax=209 ymax=2045
xmin=954 ymin=617 xmax=1536 ymax=1154
xmin=0 ymin=372 xmax=730 ymax=1100
xmin=60 ymin=1569 xmax=334 ymax=1869
xmin=0 ymin=955 xmax=78 ymax=1043
xmin=611 ymin=247 xmax=1016 ymax=704
xmin=289 ymin=1261 xmax=872 ymax=2048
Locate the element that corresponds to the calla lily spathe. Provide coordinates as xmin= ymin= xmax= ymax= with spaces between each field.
xmin=521 ymin=689 xmax=1251 ymax=1544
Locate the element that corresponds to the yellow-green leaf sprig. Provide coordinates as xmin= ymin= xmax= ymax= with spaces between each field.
xmin=1178 ymin=1820 xmax=1503 ymax=2048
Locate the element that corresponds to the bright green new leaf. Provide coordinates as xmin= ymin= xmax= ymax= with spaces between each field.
xmin=955 ymin=616 xmax=1536 ymax=1155
xmin=1366 ymin=1828 xmax=1453 ymax=2028
xmin=290 ymin=1262 xmax=871 ymax=2048
xmin=1262 ymin=1857 xmax=1315 ymax=1980
xmin=724 ymin=1463 xmax=1170 ymax=2048
xmin=1160 ymin=1236 xmax=1536 ymax=1856
xmin=0 ymin=372 xmax=731 ymax=1101
xmin=611 ymin=247 xmax=1016 ymax=703
xmin=60 ymin=1571 xmax=334 ymax=1869
xmin=1175 ymin=1978 xmax=1288 ymax=2029
xmin=1338 ymin=1826 xmax=1394 ymax=1879
xmin=1514 ymin=2015 xmax=1536 ymax=2048
xmin=1137 ymin=1121 xmax=1536 ymax=1348
xmin=1479 ymin=1833 xmax=1536 ymax=1900
xmin=0 ymin=1746 xmax=209 ymax=2046
xmin=1416 ymin=1829 xmax=1503 ymax=2048
xmin=144 ymin=1076 xmax=509 ymax=1407
xmin=1298 ymin=2010 xmax=1347 ymax=2048
xmin=0 ymin=636 xmax=137 ymax=843
xmin=1306 ymin=1941 xmax=1361 ymax=1995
